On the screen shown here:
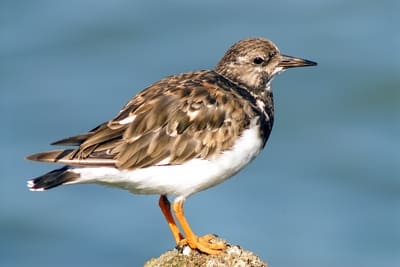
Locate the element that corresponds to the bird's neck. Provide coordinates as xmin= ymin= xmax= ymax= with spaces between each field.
xmin=247 ymin=83 xmax=274 ymax=123
xmin=252 ymin=88 xmax=274 ymax=147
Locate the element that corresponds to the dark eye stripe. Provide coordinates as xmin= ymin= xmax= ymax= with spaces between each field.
xmin=269 ymin=51 xmax=277 ymax=58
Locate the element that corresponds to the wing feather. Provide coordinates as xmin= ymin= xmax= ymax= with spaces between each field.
xmin=27 ymin=71 xmax=263 ymax=170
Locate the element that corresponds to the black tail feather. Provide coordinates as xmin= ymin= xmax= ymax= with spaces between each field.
xmin=27 ymin=166 xmax=79 ymax=191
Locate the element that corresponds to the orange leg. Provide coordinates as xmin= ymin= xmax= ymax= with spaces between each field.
xmin=158 ymin=195 xmax=184 ymax=244
xmin=172 ymin=198 xmax=226 ymax=255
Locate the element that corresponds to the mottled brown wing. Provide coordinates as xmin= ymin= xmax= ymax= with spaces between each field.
xmin=31 ymin=71 xmax=257 ymax=170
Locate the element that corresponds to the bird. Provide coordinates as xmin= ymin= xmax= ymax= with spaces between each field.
xmin=26 ymin=37 xmax=317 ymax=255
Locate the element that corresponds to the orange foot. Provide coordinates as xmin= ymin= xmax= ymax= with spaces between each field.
xmin=178 ymin=233 xmax=226 ymax=254
xmin=173 ymin=199 xmax=227 ymax=255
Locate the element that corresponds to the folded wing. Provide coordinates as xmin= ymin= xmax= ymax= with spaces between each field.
xmin=27 ymin=71 xmax=256 ymax=170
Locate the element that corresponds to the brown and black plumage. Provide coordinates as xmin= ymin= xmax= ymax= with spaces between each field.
xmin=27 ymin=37 xmax=317 ymax=254
xmin=30 ymin=71 xmax=268 ymax=169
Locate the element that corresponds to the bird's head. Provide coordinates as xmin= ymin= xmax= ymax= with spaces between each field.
xmin=215 ymin=38 xmax=317 ymax=94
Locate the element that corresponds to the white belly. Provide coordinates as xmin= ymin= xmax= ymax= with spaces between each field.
xmin=68 ymin=118 xmax=264 ymax=198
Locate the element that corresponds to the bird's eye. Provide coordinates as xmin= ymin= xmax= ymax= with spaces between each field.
xmin=253 ymin=57 xmax=264 ymax=65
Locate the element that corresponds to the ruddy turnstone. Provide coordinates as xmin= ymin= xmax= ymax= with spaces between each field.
xmin=27 ymin=37 xmax=317 ymax=255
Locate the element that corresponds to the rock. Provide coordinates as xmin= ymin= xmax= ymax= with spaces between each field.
xmin=144 ymin=240 xmax=268 ymax=267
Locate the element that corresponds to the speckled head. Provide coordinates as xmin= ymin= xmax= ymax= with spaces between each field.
xmin=215 ymin=38 xmax=317 ymax=93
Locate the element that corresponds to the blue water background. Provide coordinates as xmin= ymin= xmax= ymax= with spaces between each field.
xmin=1 ymin=1 xmax=399 ymax=266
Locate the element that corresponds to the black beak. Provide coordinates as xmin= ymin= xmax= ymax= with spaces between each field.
xmin=278 ymin=54 xmax=317 ymax=69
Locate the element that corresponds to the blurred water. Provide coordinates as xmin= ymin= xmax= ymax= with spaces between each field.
xmin=1 ymin=1 xmax=399 ymax=267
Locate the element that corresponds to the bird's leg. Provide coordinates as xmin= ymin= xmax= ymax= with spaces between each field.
xmin=172 ymin=197 xmax=226 ymax=255
xmin=158 ymin=195 xmax=184 ymax=244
